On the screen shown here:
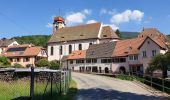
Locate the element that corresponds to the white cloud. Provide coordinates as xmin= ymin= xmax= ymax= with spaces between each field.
xmin=104 ymin=24 xmax=119 ymax=31
xmin=86 ymin=20 xmax=97 ymax=24
xmin=100 ymin=8 xmax=108 ymax=15
xmin=144 ymin=16 xmax=152 ymax=23
xmin=66 ymin=9 xmax=91 ymax=25
xmin=100 ymin=8 xmax=116 ymax=15
xmin=82 ymin=9 xmax=91 ymax=15
xmin=110 ymin=10 xmax=144 ymax=24
xmin=46 ymin=23 xmax=53 ymax=28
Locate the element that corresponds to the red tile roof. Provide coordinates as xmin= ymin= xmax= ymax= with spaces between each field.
xmin=2 ymin=45 xmax=44 ymax=57
xmin=67 ymin=50 xmax=86 ymax=60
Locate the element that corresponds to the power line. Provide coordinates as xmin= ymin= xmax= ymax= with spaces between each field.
xmin=0 ymin=11 xmax=33 ymax=34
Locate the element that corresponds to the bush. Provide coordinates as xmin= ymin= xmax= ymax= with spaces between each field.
xmin=13 ymin=63 xmax=24 ymax=68
xmin=0 ymin=56 xmax=11 ymax=67
xmin=49 ymin=60 xmax=60 ymax=70
xmin=36 ymin=59 xmax=49 ymax=67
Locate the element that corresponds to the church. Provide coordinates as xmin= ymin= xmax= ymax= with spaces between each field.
xmin=48 ymin=16 xmax=119 ymax=61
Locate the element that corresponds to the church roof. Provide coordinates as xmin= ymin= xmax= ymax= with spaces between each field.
xmin=48 ymin=22 xmax=119 ymax=43
xmin=100 ymin=26 xmax=119 ymax=39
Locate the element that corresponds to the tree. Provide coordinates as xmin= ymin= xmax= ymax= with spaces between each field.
xmin=115 ymin=29 xmax=121 ymax=37
xmin=49 ymin=60 xmax=60 ymax=70
xmin=13 ymin=63 xmax=24 ymax=68
xmin=147 ymin=54 xmax=168 ymax=78
xmin=36 ymin=59 xmax=50 ymax=67
xmin=0 ymin=56 xmax=11 ymax=67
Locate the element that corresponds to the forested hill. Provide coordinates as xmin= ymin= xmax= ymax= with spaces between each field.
xmin=13 ymin=35 xmax=51 ymax=47
xmin=10 ymin=34 xmax=170 ymax=47
xmin=120 ymin=32 xmax=139 ymax=39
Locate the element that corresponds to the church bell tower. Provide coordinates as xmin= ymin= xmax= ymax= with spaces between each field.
xmin=53 ymin=16 xmax=66 ymax=33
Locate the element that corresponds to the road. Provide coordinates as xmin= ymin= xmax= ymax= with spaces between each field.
xmin=72 ymin=72 xmax=168 ymax=100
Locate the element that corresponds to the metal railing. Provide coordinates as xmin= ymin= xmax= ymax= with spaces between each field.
xmin=115 ymin=72 xmax=170 ymax=94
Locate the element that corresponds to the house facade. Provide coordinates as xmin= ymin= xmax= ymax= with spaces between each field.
xmin=1 ymin=44 xmax=47 ymax=67
xmin=0 ymin=38 xmax=19 ymax=54
xmin=62 ymin=29 xmax=168 ymax=74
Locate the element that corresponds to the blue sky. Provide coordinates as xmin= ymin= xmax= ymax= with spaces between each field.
xmin=0 ymin=0 xmax=170 ymax=38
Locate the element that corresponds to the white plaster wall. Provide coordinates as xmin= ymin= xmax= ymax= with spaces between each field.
xmin=112 ymin=62 xmax=129 ymax=73
xmin=139 ymin=38 xmax=166 ymax=72
xmin=8 ymin=41 xmax=19 ymax=47
xmin=48 ymin=39 xmax=97 ymax=61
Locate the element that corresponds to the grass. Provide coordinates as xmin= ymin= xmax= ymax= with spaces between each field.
xmin=0 ymin=79 xmax=77 ymax=100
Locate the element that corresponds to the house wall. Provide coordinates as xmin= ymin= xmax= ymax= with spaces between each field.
xmin=65 ymin=57 xmax=128 ymax=73
xmin=48 ymin=39 xmax=98 ymax=61
xmin=139 ymin=38 xmax=166 ymax=72
xmin=10 ymin=57 xmax=36 ymax=67
xmin=0 ymin=41 xmax=19 ymax=54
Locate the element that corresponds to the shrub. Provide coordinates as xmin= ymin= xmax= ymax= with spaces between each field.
xmin=13 ymin=63 xmax=24 ymax=68
xmin=49 ymin=60 xmax=60 ymax=70
xmin=0 ymin=56 xmax=11 ymax=67
xmin=36 ymin=59 xmax=49 ymax=67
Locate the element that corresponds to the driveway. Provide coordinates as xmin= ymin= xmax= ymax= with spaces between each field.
xmin=72 ymin=72 xmax=168 ymax=100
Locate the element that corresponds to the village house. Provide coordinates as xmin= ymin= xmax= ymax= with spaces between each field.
xmin=0 ymin=38 xmax=19 ymax=54
xmin=1 ymin=44 xmax=47 ymax=67
xmin=62 ymin=28 xmax=168 ymax=74
xmin=48 ymin=16 xmax=169 ymax=74
xmin=48 ymin=16 xmax=119 ymax=61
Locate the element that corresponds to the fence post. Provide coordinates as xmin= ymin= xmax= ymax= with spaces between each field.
xmin=63 ymin=71 xmax=66 ymax=94
xmin=162 ymin=79 xmax=165 ymax=92
xmin=60 ymin=71 xmax=62 ymax=94
xmin=151 ymin=76 xmax=152 ymax=88
xmin=50 ymin=72 xmax=53 ymax=97
xmin=30 ymin=67 xmax=35 ymax=100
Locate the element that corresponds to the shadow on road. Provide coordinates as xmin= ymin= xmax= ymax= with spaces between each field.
xmin=74 ymin=88 xmax=169 ymax=100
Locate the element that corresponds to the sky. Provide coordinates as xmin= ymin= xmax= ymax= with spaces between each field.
xmin=0 ymin=0 xmax=170 ymax=38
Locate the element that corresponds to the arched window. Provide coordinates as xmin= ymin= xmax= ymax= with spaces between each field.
xmin=89 ymin=43 xmax=92 ymax=45
xmin=59 ymin=46 xmax=62 ymax=55
xmin=78 ymin=44 xmax=82 ymax=50
xmin=50 ymin=46 xmax=54 ymax=55
xmin=69 ymin=45 xmax=72 ymax=54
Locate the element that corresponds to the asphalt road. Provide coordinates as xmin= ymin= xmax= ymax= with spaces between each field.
xmin=72 ymin=72 xmax=168 ymax=100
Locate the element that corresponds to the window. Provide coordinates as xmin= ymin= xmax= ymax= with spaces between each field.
xmin=134 ymin=55 xmax=138 ymax=60
xmin=69 ymin=45 xmax=72 ymax=54
xmin=129 ymin=55 xmax=133 ymax=60
xmin=14 ymin=58 xmax=20 ymax=62
xmin=59 ymin=46 xmax=62 ymax=55
xmin=50 ymin=46 xmax=53 ymax=55
xmin=10 ymin=58 xmax=13 ymax=62
xmin=70 ymin=60 xmax=73 ymax=64
xmin=142 ymin=51 xmax=147 ymax=58
xmin=152 ymin=50 xmax=156 ymax=57
xmin=92 ymin=59 xmax=97 ymax=63
xmin=86 ymin=59 xmax=91 ymax=63
xmin=101 ymin=59 xmax=110 ymax=63
xmin=76 ymin=60 xmax=84 ymax=64
xmin=78 ymin=44 xmax=82 ymax=50
xmin=119 ymin=58 xmax=126 ymax=62
xmin=89 ymin=43 xmax=92 ymax=45
xmin=24 ymin=57 xmax=30 ymax=62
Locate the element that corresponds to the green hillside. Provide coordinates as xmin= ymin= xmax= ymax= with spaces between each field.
xmin=10 ymin=34 xmax=169 ymax=47
xmin=13 ymin=35 xmax=51 ymax=47
xmin=120 ymin=32 xmax=139 ymax=39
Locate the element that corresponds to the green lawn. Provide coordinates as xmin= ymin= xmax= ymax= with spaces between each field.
xmin=0 ymin=79 xmax=77 ymax=100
